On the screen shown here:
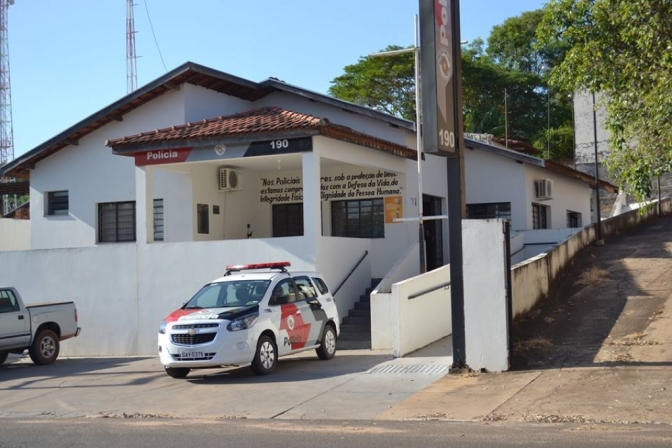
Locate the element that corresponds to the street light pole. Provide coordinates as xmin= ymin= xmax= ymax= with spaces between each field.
xmin=369 ymin=15 xmax=426 ymax=273
xmin=592 ymin=92 xmax=603 ymax=244
xmin=547 ymin=89 xmax=551 ymax=159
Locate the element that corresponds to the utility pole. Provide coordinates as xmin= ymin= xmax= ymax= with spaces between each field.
xmin=0 ymin=0 xmax=14 ymax=167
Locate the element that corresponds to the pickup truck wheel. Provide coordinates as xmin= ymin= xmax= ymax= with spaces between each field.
xmin=165 ymin=367 xmax=190 ymax=379
xmin=250 ymin=335 xmax=277 ymax=375
xmin=29 ymin=329 xmax=60 ymax=365
xmin=0 ymin=352 xmax=7 ymax=365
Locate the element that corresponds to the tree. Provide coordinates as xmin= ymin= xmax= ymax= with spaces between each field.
xmin=328 ymin=45 xmax=415 ymax=121
xmin=538 ymin=0 xmax=672 ymax=200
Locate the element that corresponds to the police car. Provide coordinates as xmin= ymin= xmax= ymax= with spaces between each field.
xmin=158 ymin=262 xmax=340 ymax=378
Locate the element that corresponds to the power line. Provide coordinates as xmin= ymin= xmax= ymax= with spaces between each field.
xmin=142 ymin=0 xmax=167 ymax=72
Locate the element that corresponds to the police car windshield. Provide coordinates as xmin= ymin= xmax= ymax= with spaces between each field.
xmin=185 ymin=280 xmax=271 ymax=309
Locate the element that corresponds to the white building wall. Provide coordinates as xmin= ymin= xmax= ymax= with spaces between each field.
xmin=255 ymin=91 xmax=412 ymax=147
xmin=29 ymin=89 xmax=187 ymax=249
xmin=183 ymin=84 xmax=251 ymax=123
xmin=464 ymin=148 xmax=527 ymax=231
xmin=524 ymin=165 xmax=592 ymax=229
xmin=0 ymin=218 xmax=30 ymax=251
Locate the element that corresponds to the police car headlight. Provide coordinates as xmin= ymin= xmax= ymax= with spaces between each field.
xmin=159 ymin=320 xmax=167 ymax=334
xmin=227 ymin=313 xmax=259 ymax=332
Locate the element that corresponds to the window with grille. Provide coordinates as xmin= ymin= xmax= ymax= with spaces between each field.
xmin=197 ymin=204 xmax=209 ymax=235
xmin=466 ymin=202 xmax=511 ymax=221
xmin=567 ymin=210 xmax=582 ymax=228
xmin=331 ymin=199 xmax=384 ymax=238
xmin=98 ymin=202 xmax=136 ymax=243
xmin=272 ymin=203 xmax=303 ymax=237
xmin=532 ymin=203 xmax=549 ymax=229
xmin=47 ymin=191 xmax=69 ymax=215
xmin=153 ymin=199 xmax=164 ymax=241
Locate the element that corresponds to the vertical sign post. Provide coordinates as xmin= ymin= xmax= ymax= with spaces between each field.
xmin=419 ymin=0 xmax=467 ymax=368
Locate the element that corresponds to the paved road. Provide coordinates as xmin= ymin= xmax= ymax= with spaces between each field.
xmin=1 ymin=418 xmax=671 ymax=448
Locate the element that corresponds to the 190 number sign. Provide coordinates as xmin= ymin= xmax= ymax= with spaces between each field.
xmin=270 ymin=139 xmax=289 ymax=149
xmin=439 ymin=129 xmax=455 ymax=149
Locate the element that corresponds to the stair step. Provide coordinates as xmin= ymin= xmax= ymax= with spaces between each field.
xmin=337 ymin=340 xmax=372 ymax=350
xmin=371 ymin=278 xmax=383 ymax=289
xmin=354 ymin=302 xmax=371 ymax=311
xmin=359 ymin=295 xmax=370 ymax=303
xmin=348 ymin=309 xmax=370 ymax=318
xmin=343 ymin=316 xmax=370 ymax=326
xmin=338 ymin=332 xmax=371 ymax=342
xmin=339 ymin=323 xmax=371 ymax=333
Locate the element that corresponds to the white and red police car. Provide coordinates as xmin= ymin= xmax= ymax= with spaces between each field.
xmin=158 ymin=262 xmax=340 ymax=378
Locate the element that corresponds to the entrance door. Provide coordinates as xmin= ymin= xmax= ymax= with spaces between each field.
xmin=423 ymin=195 xmax=444 ymax=271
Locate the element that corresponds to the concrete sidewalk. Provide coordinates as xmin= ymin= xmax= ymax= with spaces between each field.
xmin=383 ymin=216 xmax=672 ymax=425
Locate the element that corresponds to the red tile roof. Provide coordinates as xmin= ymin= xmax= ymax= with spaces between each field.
xmin=106 ymin=107 xmax=417 ymax=160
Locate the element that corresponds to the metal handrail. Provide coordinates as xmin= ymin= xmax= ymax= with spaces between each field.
xmin=333 ymin=250 xmax=369 ymax=297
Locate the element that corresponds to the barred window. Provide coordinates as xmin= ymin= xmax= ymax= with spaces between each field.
xmin=154 ymin=199 xmax=164 ymax=241
xmin=532 ymin=203 xmax=549 ymax=230
xmin=567 ymin=210 xmax=582 ymax=228
xmin=332 ymin=199 xmax=384 ymax=238
xmin=99 ymin=202 xmax=136 ymax=243
xmin=466 ymin=202 xmax=511 ymax=221
xmin=197 ymin=204 xmax=209 ymax=234
xmin=47 ymin=191 xmax=69 ymax=215
xmin=273 ymin=203 xmax=303 ymax=237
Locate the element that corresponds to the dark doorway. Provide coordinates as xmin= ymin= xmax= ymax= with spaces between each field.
xmin=423 ymin=195 xmax=444 ymax=271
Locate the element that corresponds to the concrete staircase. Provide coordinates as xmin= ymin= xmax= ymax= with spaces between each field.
xmin=337 ymin=278 xmax=381 ymax=350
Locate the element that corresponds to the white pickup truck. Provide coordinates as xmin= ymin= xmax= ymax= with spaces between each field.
xmin=0 ymin=287 xmax=81 ymax=366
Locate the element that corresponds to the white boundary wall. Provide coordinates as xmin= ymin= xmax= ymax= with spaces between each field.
xmin=0 ymin=218 xmax=29 ymax=251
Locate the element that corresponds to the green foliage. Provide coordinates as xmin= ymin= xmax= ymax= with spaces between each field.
xmin=538 ymin=0 xmax=672 ymax=202
xmin=328 ymin=45 xmax=415 ymax=121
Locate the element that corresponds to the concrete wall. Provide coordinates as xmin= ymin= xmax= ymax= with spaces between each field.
xmin=512 ymin=198 xmax=672 ymax=318
xmin=574 ymin=90 xmax=610 ymax=165
xmin=0 ymin=218 xmax=30 ymax=251
xmin=463 ymin=219 xmax=509 ymax=372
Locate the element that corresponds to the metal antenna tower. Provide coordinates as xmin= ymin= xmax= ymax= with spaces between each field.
xmin=0 ymin=0 xmax=14 ymax=167
xmin=126 ymin=0 xmax=138 ymax=93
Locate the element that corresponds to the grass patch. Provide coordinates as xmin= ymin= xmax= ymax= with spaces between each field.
xmin=575 ymin=266 xmax=609 ymax=286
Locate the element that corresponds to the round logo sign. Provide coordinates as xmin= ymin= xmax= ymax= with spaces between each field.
xmin=287 ymin=315 xmax=295 ymax=331
xmin=437 ymin=50 xmax=453 ymax=81
xmin=214 ymin=144 xmax=226 ymax=156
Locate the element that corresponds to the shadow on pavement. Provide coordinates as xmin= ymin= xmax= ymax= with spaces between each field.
xmin=0 ymin=356 xmax=159 ymax=389
xmin=186 ymin=353 xmax=393 ymax=384
xmin=512 ymin=215 xmax=672 ymax=370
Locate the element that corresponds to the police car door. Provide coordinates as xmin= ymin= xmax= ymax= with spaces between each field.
xmin=293 ymin=276 xmax=328 ymax=348
xmin=270 ymin=278 xmax=307 ymax=354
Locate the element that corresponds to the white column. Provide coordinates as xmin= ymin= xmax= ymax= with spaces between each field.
xmin=302 ymin=151 xmax=321 ymax=265
xmin=135 ymin=166 xmax=154 ymax=244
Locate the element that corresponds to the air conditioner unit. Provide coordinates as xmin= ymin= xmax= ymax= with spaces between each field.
xmin=534 ymin=179 xmax=553 ymax=201
xmin=218 ymin=168 xmax=242 ymax=191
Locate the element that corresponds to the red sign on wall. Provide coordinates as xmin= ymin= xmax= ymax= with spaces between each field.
xmin=135 ymin=148 xmax=192 ymax=166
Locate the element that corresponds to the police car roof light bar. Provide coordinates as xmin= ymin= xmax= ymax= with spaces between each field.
xmin=224 ymin=261 xmax=291 ymax=275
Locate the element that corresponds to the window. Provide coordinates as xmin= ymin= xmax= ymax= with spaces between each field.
xmin=0 ymin=289 xmax=19 ymax=313
xmin=153 ymin=199 xmax=164 ymax=241
xmin=567 ymin=211 xmax=582 ymax=228
xmin=532 ymin=203 xmax=549 ymax=229
xmin=185 ymin=280 xmax=271 ymax=309
xmin=332 ymin=199 xmax=384 ymax=238
xmin=294 ymin=276 xmax=318 ymax=300
xmin=272 ymin=203 xmax=303 ymax=237
xmin=99 ymin=202 xmax=136 ymax=243
xmin=312 ymin=277 xmax=329 ymax=295
xmin=47 ymin=191 xmax=69 ymax=215
xmin=269 ymin=279 xmax=298 ymax=305
xmin=466 ymin=202 xmax=511 ymax=221
xmin=213 ymin=205 xmax=220 ymax=215
xmin=197 ymin=204 xmax=209 ymax=234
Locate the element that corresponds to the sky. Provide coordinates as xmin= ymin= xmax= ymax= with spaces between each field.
xmin=7 ymin=0 xmax=547 ymax=159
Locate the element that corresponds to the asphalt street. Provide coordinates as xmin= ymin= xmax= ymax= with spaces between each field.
xmin=1 ymin=418 xmax=672 ymax=448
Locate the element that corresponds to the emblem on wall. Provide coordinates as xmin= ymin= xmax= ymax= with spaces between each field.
xmin=214 ymin=144 xmax=227 ymax=156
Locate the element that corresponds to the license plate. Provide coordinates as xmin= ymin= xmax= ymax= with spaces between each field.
xmin=179 ymin=350 xmax=204 ymax=359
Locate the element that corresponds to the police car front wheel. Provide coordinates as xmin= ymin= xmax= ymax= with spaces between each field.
xmin=165 ymin=367 xmax=190 ymax=379
xmin=316 ymin=324 xmax=337 ymax=360
xmin=251 ymin=335 xmax=277 ymax=375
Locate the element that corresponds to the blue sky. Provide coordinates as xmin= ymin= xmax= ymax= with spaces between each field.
xmin=8 ymin=0 xmax=546 ymax=159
